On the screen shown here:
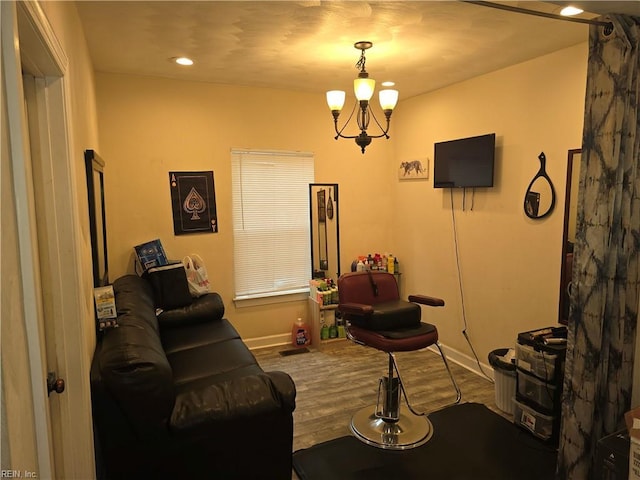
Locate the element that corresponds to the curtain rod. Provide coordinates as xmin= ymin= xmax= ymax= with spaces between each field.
xmin=464 ymin=1 xmax=614 ymax=34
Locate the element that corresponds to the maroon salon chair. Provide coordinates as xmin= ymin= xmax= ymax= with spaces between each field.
xmin=338 ymin=271 xmax=461 ymax=450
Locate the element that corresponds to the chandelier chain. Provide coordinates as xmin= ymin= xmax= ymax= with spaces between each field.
xmin=355 ymin=49 xmax=367 ymax=73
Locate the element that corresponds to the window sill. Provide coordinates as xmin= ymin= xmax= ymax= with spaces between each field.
xmin=233 ymin=288 xmax=309 ymax=308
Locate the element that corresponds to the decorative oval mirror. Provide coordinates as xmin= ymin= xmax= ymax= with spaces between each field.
xmin=524 ymin=152 xmax=556 ymax=219
xmin=309 ymin=184 xmax=340 ymax=281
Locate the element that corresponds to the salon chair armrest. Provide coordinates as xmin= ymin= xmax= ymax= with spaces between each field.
xmin=339 ymin=302 xmax=374 ymax=316
xmin=408 ymin=295 xmax=445 ymax=307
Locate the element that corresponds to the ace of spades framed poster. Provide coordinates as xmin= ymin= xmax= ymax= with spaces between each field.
xmin=169 ymin=171 xmax=218 ymax=235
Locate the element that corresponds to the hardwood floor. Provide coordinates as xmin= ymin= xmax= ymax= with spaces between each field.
xmin=254 ymin=340 xmax=506 ymax=455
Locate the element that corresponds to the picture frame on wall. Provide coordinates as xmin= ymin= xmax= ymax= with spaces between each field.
xmin=398 ymin=158 xmax=429 ymax=180
xmin=169 ymin=171 xmax=218 ymax=235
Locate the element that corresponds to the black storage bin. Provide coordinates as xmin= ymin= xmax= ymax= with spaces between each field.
xmin=145 ymin=262 xmax=192 ymax=310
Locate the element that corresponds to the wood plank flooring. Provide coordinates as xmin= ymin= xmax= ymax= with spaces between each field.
xmin=254 ymin=340 xmax=506 ymax=455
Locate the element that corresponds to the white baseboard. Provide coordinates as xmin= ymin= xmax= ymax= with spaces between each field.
xmin=246 ymin=333 xmax=290 ymax=350
xmin=427 ymin=342 xmax=495 ymax=381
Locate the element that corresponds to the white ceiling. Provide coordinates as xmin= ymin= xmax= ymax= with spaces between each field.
xmin=76 ymin=1 xmax=639 ymax=100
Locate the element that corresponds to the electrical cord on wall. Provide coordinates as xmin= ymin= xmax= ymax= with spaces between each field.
xmin=450 ymin=189 xmax=494 ymax=383
xmin=461 ymin=188 xmax=476 ymax=211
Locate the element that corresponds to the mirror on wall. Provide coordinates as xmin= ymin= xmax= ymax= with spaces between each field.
xmin=524 ymin=152 xmax=556 ymax=219
xmin=85 ymin=149 xmax=109 ymax=287
xmin=559 ymin=148 xmax=581 ymax=325
xmin=309 ymin=183 xmax=340 ymax=281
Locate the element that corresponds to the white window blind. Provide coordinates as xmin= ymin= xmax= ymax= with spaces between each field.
xmin=231 ymin=149 xmax=314 ymax=300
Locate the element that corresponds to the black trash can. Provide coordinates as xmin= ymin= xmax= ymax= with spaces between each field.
xmin=488 ymin=348 xmax=516 ymax=415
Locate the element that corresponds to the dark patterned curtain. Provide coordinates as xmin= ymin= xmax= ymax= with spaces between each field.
xmin=557 ymin=14 xmax=640 ymax=480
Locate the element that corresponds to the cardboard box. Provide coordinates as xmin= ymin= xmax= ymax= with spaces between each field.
xmin=625 ymin=406 xmax=640 ymax=479
xmin=134 ymin=238 xmax=168 ymax=272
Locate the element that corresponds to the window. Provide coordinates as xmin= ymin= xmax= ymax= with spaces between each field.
xmin=231 ymin=149 xmax=314 ymax=303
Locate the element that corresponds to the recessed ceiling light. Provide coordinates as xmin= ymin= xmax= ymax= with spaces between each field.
xmin=381 ymin=81 xmax=395 ymax=87
xmin=560 ymin=6 xmax=584 ymax=16
xmin=174 ymin=57 xmax=194 ymax=66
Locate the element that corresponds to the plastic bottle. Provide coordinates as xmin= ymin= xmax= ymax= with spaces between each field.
xmin=320 ymin=323 xmax=329 ymax=340
xmin=292 ymin=317 xmax=311 ymax=347
xmin=329 ymin=324 xmax=338 ymax=338
xmin=375 ymin=253 xmax=382 ymax=270
xmin=388 ymin=254 xmax=395 ymax=274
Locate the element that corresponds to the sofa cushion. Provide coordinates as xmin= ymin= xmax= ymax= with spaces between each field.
xmin=161 ymin=317 xmax=240 ymax=355
xmin=167 ymin=336 xmax=261 ymax=388
xmin=157 ymin=292 xmax=225 ymax=329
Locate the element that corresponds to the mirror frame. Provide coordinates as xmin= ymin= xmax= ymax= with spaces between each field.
xmin=309 ymin=183 xmax=340 ymax=280
xmin=558 ymin=148 xmax=581 ymax=325
xmin=85 ymin=149 xmax=109 ymax=287
xmin=524 ymin=152 xmax=556 ymax=219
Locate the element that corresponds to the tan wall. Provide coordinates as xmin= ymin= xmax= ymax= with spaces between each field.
xmin=392 ymin=43 xmax=588 ymax=365
xmin=95 ymin=73 xmax=396 ymax=340
xmin=96 ymin=43 xmax=587 ymax=357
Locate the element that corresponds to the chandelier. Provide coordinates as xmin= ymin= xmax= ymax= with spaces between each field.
xmin=326 ymin=41 xmax=399 ymax=154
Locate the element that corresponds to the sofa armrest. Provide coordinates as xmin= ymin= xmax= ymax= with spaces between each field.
xmin=169 ymin=372 xmax=296 ymax=435
xmin=157 ymin=292 xmax=225 ymax=328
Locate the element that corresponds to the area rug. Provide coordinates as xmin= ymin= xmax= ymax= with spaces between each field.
xmin=292 ymin=402 xmax=557 ymax=480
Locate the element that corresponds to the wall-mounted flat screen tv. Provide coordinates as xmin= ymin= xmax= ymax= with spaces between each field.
xmin=433 ymin=133 xmax=496 ymax=188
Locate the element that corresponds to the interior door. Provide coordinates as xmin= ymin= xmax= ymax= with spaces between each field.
xmin=2 ymin=2 xmax=95 ymax=478
xmin=23 ymin=72 xmax=68 ymax=477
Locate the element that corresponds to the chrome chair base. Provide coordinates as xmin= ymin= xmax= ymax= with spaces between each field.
xmin=350 ymin=405 xmax=434 ymax=450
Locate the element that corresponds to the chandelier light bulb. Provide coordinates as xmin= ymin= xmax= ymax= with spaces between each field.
xmin=354 ymin=77 xmax=375 ymax=101
xmin=379 ymin=89 xmax=399 ymax=111
xmin=326 ymin=90 xmax=346 ymax=112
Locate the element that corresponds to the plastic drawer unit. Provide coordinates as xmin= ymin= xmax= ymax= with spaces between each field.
xmin=515 ymin=342 xmax=558 ymax=382
xmin=517 ymin=369 xmax=557 ymax=412
xmin=513 ymin=397 xmax=555 ymax=441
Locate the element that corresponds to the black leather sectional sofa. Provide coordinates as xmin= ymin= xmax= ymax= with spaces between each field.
xmin=90 ymin=274 xmax=296 ymax=479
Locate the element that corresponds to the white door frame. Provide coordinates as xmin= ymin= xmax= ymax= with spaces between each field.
xmin=3 ymin=1 xmax=95 ymax=477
